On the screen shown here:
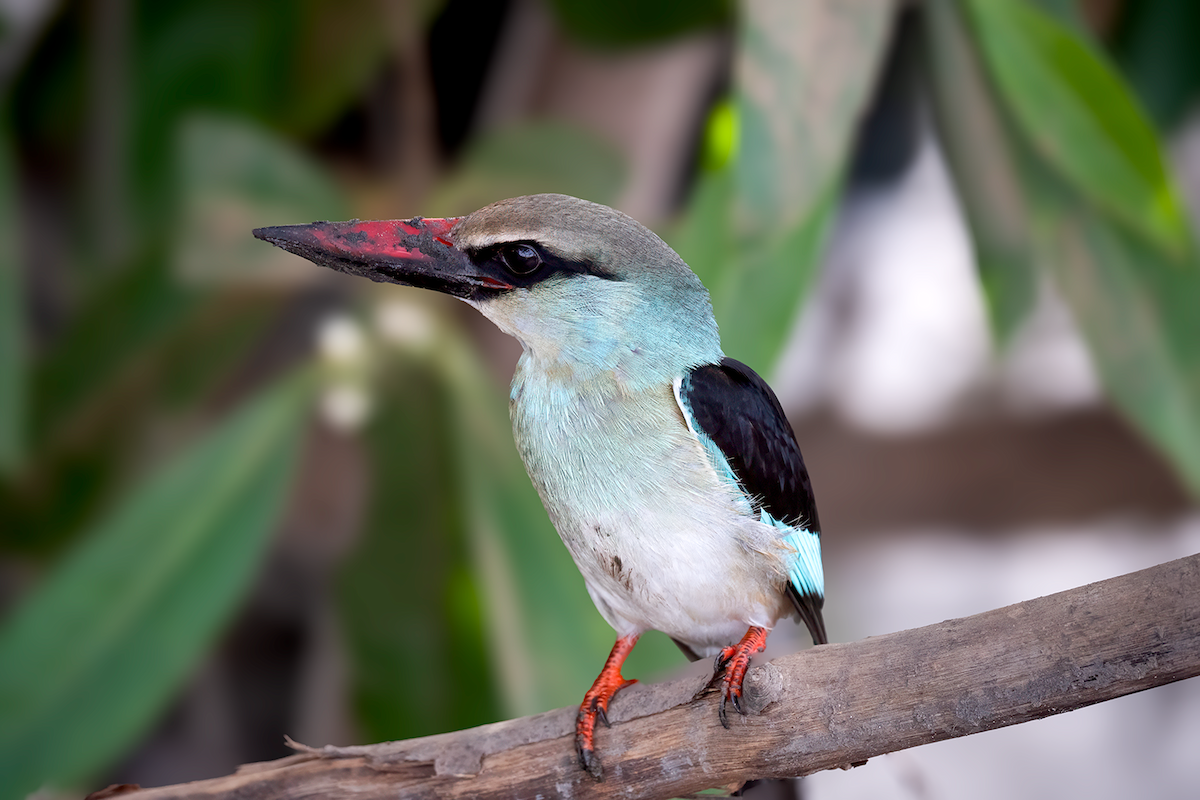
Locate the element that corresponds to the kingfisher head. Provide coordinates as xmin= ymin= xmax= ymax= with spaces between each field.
xmin=255 ymin=194 xmax=722 ymax=386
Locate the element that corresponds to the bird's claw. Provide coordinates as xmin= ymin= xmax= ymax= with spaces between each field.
xmin=731 ymin=687 xmax=744 ymax=715
xmin=717 ymin=681 xmax=745 ymax=729
xmin=576 ymin=741 xmax=603 ymax=780
xmin=575 ymin=701 xmax=604 ymax=779
xmin=713 ymin=645 xmax=736 ymax=674
xmin=700 ymin=644 xmax=738 ymax=697
xmin=710 ymin=626 xmax=768 ymax=728
xmin=575 ymin=669 xmax=637 ymax=780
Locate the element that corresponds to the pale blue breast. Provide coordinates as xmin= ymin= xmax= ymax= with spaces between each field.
xmin=508 ymin=357 xmax=794 ymax=642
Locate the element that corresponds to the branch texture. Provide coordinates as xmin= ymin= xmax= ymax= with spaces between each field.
xmin=116 ymin=553 xmax=1200 ymax=800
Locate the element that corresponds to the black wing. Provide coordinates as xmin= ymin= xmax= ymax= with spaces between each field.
xmin=679 ymin=357 xmax=826 ymax=645
xmin=680 ymin=358 xmax=819 ymax=531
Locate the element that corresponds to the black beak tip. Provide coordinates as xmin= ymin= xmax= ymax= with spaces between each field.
xmin=250 ymin=223 xmax=334 ymax=269
xmin=252 ymin=224 xmax=317 ymax=248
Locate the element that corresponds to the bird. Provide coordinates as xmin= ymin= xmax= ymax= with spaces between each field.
xmin=254 ymin=193 xmax=826 ymax=779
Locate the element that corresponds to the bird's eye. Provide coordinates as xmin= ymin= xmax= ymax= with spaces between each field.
xmin=501 ymin=243 xmax=543 ymax=275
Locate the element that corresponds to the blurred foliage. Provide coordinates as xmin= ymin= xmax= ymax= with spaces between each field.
xmin=1 ymin=0 xmax=1199 ymax=797
xmin=1110 ymin=0 xmax=1200 ymax=131
xmin=673 ymin=1 xmax=894 ymax=374
xmin=0 ymin=124 xmax=20 ymax=473
xmin=923 ymin=0 xmax=1040 ymax=342
xmin=967 ymin=0 xmax=1188 ymax=255
xmin=547 ymin=0 xmax=733 ymax=48
xmin=425 ymin=120 xmax=626 ymax=218
xmin=0 ymin=373 xmax=310 ymax=800
xmin=173 ymin=115 xmax=354 ymax=283
xmin=12 ymin=0 xmax=385 ymax=241
xmin=929 ymin=0 xmax=1200 ymax=495
xmin=2 ymin=113 xmax=347 ymax=557
xmin=1 ymin=0 xmax=353 ymax=796
xmin=337 ymin=351 xmax=500 ymax=741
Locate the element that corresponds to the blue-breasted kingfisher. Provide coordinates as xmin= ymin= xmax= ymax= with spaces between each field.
xmin=254 ymin=194 xmax=827 ymax=778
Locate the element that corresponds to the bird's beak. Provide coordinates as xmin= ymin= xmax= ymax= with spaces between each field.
xmin=252 ymin=217 xmax=510 ymax=299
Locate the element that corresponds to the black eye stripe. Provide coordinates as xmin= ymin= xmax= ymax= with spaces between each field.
xmin=466 ymin=242 xmax=619 ymax=295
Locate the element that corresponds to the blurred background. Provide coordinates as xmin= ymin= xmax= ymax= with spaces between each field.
xmin=1 ymin=0 xmax=1199 ymax=798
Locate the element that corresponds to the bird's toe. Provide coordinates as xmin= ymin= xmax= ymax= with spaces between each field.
xmin=576 ymin=741 xmax=603 ymax=779
xmin=712 ymin=626 xmax=769 ymax=727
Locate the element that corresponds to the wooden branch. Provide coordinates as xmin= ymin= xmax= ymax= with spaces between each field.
xmin=115 ymin=553 xmax=1200 ymax=800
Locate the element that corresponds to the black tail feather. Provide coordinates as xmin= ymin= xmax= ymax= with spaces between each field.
xmin=670 ymin=637 xmax=702 ymax=662
xmin=786 ymin=584 xmax=827 ymax=646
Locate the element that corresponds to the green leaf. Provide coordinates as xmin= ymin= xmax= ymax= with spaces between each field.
xmin=11 ymin=262 xmax=283 ymax=554
xmin=337 ymin=355 xmax=501 ymax=741
xmin=425 ymin=121 xmax=627 ymax=218
xmin=37 ymin=118 xmax=329 ymax=443
xmin=0 ymin=373 xmax=311 ymax=799
xmin=31 ymin=248 xmax=194 ymax=447
xmin=173 ymin=114 xmax=350 ymax=284
xmin=134 ymin=0 xmax=387 ymax=151
xmin=546 ymin=0 xmax=732 ymax=48
xmin=965 ymin=0 xmax=1190 ymax=256
xmin=735 ymin=0 xmax=893 ymax=233
xmin=0 ymin=123 xmax=21 ymax=473
xmin=15 ymin=116 xmax=338 ymax=552
xmin=922 ymin=0 xmax=1038 ymax=342
xmin=1039 ymin=206 xmax=1200 ymax=496
xmin=1110 ymin=0 xmax=1200 ymax=131
xmin=277 ymin=0 xmax=391 ymax=137
xmin=154 ymin=294 xmax=282 ymax=412
xmin=670 ymin=166 xmax=735 ymax=293
xmin=671 ymin=0 xmax=893 ymax=375
xmin=942 ymin=0 xmax=1200 ymax=498
xmin=671 ymin=161 xmax=839 ymax=375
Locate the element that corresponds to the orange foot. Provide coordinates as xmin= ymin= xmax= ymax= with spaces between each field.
xmin=576 ymin=634 xmax=640 ymax=779
xmin=713 ymin=625 xmax=769 ymax=728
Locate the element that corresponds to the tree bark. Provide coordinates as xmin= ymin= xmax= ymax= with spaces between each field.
xmin=111 ymin=552 xmax=1200 ymax=800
